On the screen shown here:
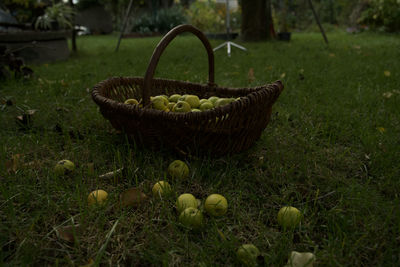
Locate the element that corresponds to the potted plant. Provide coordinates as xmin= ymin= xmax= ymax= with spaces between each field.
xmin=35 ymin=1 xmax=75 ymax=31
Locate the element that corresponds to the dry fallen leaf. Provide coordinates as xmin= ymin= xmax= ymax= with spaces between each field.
xmin=329 ymin=53 xmax=335 ymax=57
xmin=119 ymin=188 xmax=148 ymax=208
xmin=384 ymin=70 xmax=391 ymax=77
xmin=280 ymin=73 xmax=286 ymax=79
xmin=382 ymin=92 xmax=393 ymax=98
xmin=377 ymin=127 xmax=386 ymax=133
xmin=80 ymin=259 xmax=94 ymax=267
xmin=5 ymin=154 xmax=23 ymax=173
xmin=56 ymin=224 xmax=81 ymax=243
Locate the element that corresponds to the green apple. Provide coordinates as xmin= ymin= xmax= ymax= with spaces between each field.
xmin=199 ymin=99 xmax=209 ymax=105
xmin=214 ymin=98 xmax=232 ymax=108
xmin=178 ymin=94 xmax=188 ymax=101
xmin=199 ymin=101 xmax=214 ymax=111
xmin=88 ymin=189 xmax=108 ymax=206
xmin=285 ymin=251 xmax=316 ymax=267
xmin=184 ymin=95 xmax=200 ymax=108
xmin=179 ymin=207 xmax=204 ymax=229
xmin=169 ymin=94 xmax=181 ymax=103
xmin=152 ymin=181 xmax=172 ymax=198
xmin=151 ymin=95 xmax=169 ymax=111
xmin=277 ymin=206 xmax=302 ymax=229
xmin=191 ymin=108 xmax=201 ymax=112
xmin=236 ymin=244 xmax=261 ymax=267
xmin=208 ymin=96 xmax=219 ymax=105
xmin=124 ymin=98 xmax=139 ymax=105
xmin=173 ymin=101 xmax=191 ymax=113
xmin=176 ymin=193 xmax=198 ymax=213
xmin=168 ymin=159 xmax=189 ymax=179
xmin=204 ymin=194 xmax=228 ymax=216
xmin=167 ymin=102 xmax=176 ymax=111
xmin=54 ymin=159 xmax=75 ymax=176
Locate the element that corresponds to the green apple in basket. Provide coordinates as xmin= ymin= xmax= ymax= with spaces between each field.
xmin=191 ymin=108 xmax=201 ymax=112
xmin=178 ymin=94 xmax=188 ymax=101
xmin=184 ymin=95 xmax=200 ymax=108
xmin=199 ymin=99 xmax=209 ymax=105
xmin=167 ymin=102 xmax=176 ymax=111
xmin=173 ymin=101 xmax=191 ymax=113
xmin=199 ymin=101 xmax=214 ymax=111
xmin=169 ymin=94 xmax=181 ymax=103
xmin=151 ymin=95 xmax=169 ymax=111
xmin=124 ymin=98 xmax=139 ymax=105
xmin=208 ymin=96 xmax=219 ymax=106
xmin=214 ymin=98 xmax=233 ymax=108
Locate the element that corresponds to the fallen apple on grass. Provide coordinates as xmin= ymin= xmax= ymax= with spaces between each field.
xmin=277 ymin=206 xmax=302 ymax=229
xmin=204 ymin=194 xmax=228 ymax=216
xmin=176 ymin=193 xmax=198 ymax=213
xmin=284 ymin=251 xmax=316 ymax=267
xmin=236 ymin=243 xmax=261 ymax=266
xmin=120 ymin=187 xmax=147 ymax=208
xmin=178 ymin=207 xmax=204 ymax=230
xmin=167 ymin=160 xmax=189 ymax=179
xmin=88 ymin=189 xmax=108 ymax=206
xmin=152 ymin=181 xmax=172 ymax=198
xmin=54 ymin=159 xmax=75 ymax=176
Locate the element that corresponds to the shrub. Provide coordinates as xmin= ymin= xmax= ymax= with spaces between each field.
xmin=185 ymin=1 xmax=241 ymax=33
xmin=358 ymin=0 xmax=400 ymax=32
xmin=131 ymin=5 xmax=187 ymax=34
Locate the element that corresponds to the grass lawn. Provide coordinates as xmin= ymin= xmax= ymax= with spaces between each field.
xmin=1 ymin=30 xmax=399 ymax=266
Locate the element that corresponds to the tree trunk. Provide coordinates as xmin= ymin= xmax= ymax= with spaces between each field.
xmin=241 ymin=0 xmax=272 ymax=41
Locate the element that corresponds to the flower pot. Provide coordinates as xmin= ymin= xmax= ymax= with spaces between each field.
xmin=278 ymin=32 xmax=291 ymax=41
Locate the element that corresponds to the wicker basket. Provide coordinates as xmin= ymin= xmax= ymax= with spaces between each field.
xmin=91 ymin=24 xmax=284 ymax=156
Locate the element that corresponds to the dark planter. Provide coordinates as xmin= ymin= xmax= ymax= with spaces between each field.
xmin=277 ymin=32 xmax=291 ymax=41
xmin=0 ymin=30 xmax=71 ymax=63
xmin=205 ymin=32 xmax=239 ymax=40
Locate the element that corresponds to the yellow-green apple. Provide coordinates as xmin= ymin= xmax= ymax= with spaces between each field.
xmin=236 ymin=244 xmax=261 ymax=266
xmin=88 ymin=189 xmax=108 ymax=206
xmin=208 ymin=96 xmax=219 ymax=105
xmin=179 ymin=207 xmax=204 ymax=229
xmin=199 ymin=101 xmax=214 ymax=111
xmin=169 ymin=94 xmax=181 ymax=103
xmin=173 ymin=101 xmax=191 ymax=113
xmin=277 ymin=206 xmax=302 ymax=229
xmin=168 ymin=160 xmax=189 ymax=179
xmin=199 ymin=99 xmax=209 ymax=105
xmin=184 ymin=95 xmax=200 ymax=108
xmin=151 ymin=95 xmax=169 ymax=110
xmin=178 ymin=94 xmax=188 ymax=101
xmin=152 ymin=181 xmax=172 ymax=198
xmin=214 ymin=98 xmax=232 ymax=108
xmin=124 ymin=98 xmax=139 ymax=105
xmin=167 ymin=102 xmax=176 ymax=110
xmin=191 ymin=109 xmax=201 ymax=112
xmin=204 ymin=194 xmax=228 ymax=216
xmin=176 ymin=193 xmax=198 ymax=213
xmin=54 ymin=159 xmax=75 ymax=176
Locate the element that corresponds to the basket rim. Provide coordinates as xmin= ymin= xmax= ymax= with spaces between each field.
xmin=91 ymin=76 xmax=284 ymax=123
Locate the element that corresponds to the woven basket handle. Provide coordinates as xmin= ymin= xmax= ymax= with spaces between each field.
xmin=143 ymin=24 xmax=215 ymax=106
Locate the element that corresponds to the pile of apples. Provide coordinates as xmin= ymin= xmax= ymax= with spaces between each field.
xmin=124 ymin=94 xmax=239 ymax=113
xmin=53 ymin=159 xmax=314 ymax=266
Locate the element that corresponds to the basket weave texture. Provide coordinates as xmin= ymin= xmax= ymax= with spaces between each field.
xmin=91 ymin=25 xmax=284 ymax=156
